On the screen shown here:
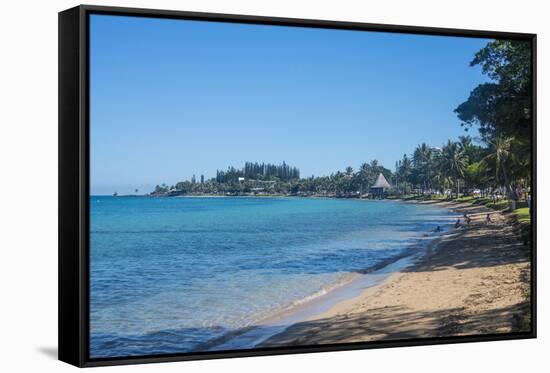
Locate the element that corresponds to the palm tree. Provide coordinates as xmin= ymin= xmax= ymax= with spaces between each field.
xmin=342 ymin=166 xmax=355 ymax=194
xmin=358 ymin=163 xmax=371 ymax=194
xmin=413 ymin=143 xmax=434 ymax=193
xmin=484 ymin=135 xmax=514 ymax=192
xmin=396 ymin=154 xmax=413 ymax=195
xmin=458 ymin=135 xmax=473 ymax=152
xmin=440 ymin=140 xmax=469 ymax=198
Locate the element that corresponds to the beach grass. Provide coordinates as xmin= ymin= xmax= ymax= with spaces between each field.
xmin=486 ymin=200 xmax=509 ymax=210
xmin=401 ymin=195 xmax=528 ymax=214
xmin=456 ymin=196 xmax=476 ymax=203
xmin=513 ymin=207 xmax=531 ymax=224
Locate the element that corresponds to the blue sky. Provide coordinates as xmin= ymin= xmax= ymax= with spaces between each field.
xmin=90 ymin=14 xmax=492 ymax=195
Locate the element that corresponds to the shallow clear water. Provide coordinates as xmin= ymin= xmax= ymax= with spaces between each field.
xmin=89 ymin=196 xmax=453 ymax=358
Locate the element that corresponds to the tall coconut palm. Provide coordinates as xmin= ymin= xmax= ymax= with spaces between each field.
xmin=484 ymin=135 xmax=514 ymax=191
xmin=397 ymin=154 xmax=413 ymax=195
xmin=369 ymin=160 xmax=383 ymax=185
xmin=440 ymin=140 xmax=469 ymax=198
xmin=413 ymin=143 xmax=434 ymax=193
xmin=358 ymin=162 xmax=371 ymax=194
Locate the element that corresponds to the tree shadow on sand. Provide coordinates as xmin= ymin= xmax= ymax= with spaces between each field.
xmin=405 ymin=219 xmax=530 ymax=272
xmin=259 ymin=302 xmax=531 ymax=348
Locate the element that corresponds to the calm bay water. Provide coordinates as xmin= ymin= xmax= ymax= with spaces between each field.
xmin=90 ymin=196 xmax=453 ymax=358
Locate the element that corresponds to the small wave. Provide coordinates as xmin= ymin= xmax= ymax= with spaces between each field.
xmin=283 ymin=274 xmax=356 ymax=310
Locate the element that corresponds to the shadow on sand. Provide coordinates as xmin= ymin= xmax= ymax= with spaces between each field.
xmin=258 ymin=302 xmax=530 ymax=348
xmin=405 ymin=222 xmax=530 ymax=273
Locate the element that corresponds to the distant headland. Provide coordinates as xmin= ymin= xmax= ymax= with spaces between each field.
xmin=149 ymin=161 xmax=393 ymax=199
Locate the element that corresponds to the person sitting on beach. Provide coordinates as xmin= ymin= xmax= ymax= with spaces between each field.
xmin=486 ymin=213 xmax=492 ymax=224
xmin=454 ymin=218 xmax=461 ymax=228
xmin=463 ymin=214 xmax=472 ymax=224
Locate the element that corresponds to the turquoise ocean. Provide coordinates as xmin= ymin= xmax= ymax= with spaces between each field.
xmin=89 ymin=196 xmax=454 ymax=357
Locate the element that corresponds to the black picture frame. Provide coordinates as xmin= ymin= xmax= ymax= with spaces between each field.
xmin=59 ymin=4 xmax=537 ymax=367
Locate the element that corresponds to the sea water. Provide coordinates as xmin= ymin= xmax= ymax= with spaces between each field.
xmin=89 ymin=196 xmax=454 ymax=357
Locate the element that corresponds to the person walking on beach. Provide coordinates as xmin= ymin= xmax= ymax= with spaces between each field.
xmin=463 ymin=214 xmax=472 ymax=224
xmin=486 ymin=213 xmax=492 ymax=224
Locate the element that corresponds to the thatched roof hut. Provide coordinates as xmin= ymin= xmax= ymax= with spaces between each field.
xmin=371 ymin=173 xmax=391 ymax=197
xmin=372 ymin=173 xmax=391 ymax=189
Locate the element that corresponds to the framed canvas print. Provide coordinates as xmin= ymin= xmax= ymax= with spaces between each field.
xmin=58 ymin=5 xmax=537 ymax=367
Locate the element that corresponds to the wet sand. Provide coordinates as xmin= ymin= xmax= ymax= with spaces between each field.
xmin=260 ymin=200 xmax=532 ymax=347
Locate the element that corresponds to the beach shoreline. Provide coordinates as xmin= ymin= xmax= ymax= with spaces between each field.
xmin=196 ymin=201 xmax=457 ymax=352
xmin=256 ymin=199 xmax=531 ymax=348
xmin=202 ymin=250 xmax=438 ymax=352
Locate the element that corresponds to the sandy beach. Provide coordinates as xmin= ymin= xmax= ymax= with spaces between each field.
xmin=260 ymin=200 xmax=532 ymax=347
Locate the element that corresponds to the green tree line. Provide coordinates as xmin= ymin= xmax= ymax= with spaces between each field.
xmin=215 ymin=161 xmax=300 ymax=183
xmin=394 ymin=40 xmax=532 ymax=198
xmin=151 ymin=40 xmax=531 ymax=200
